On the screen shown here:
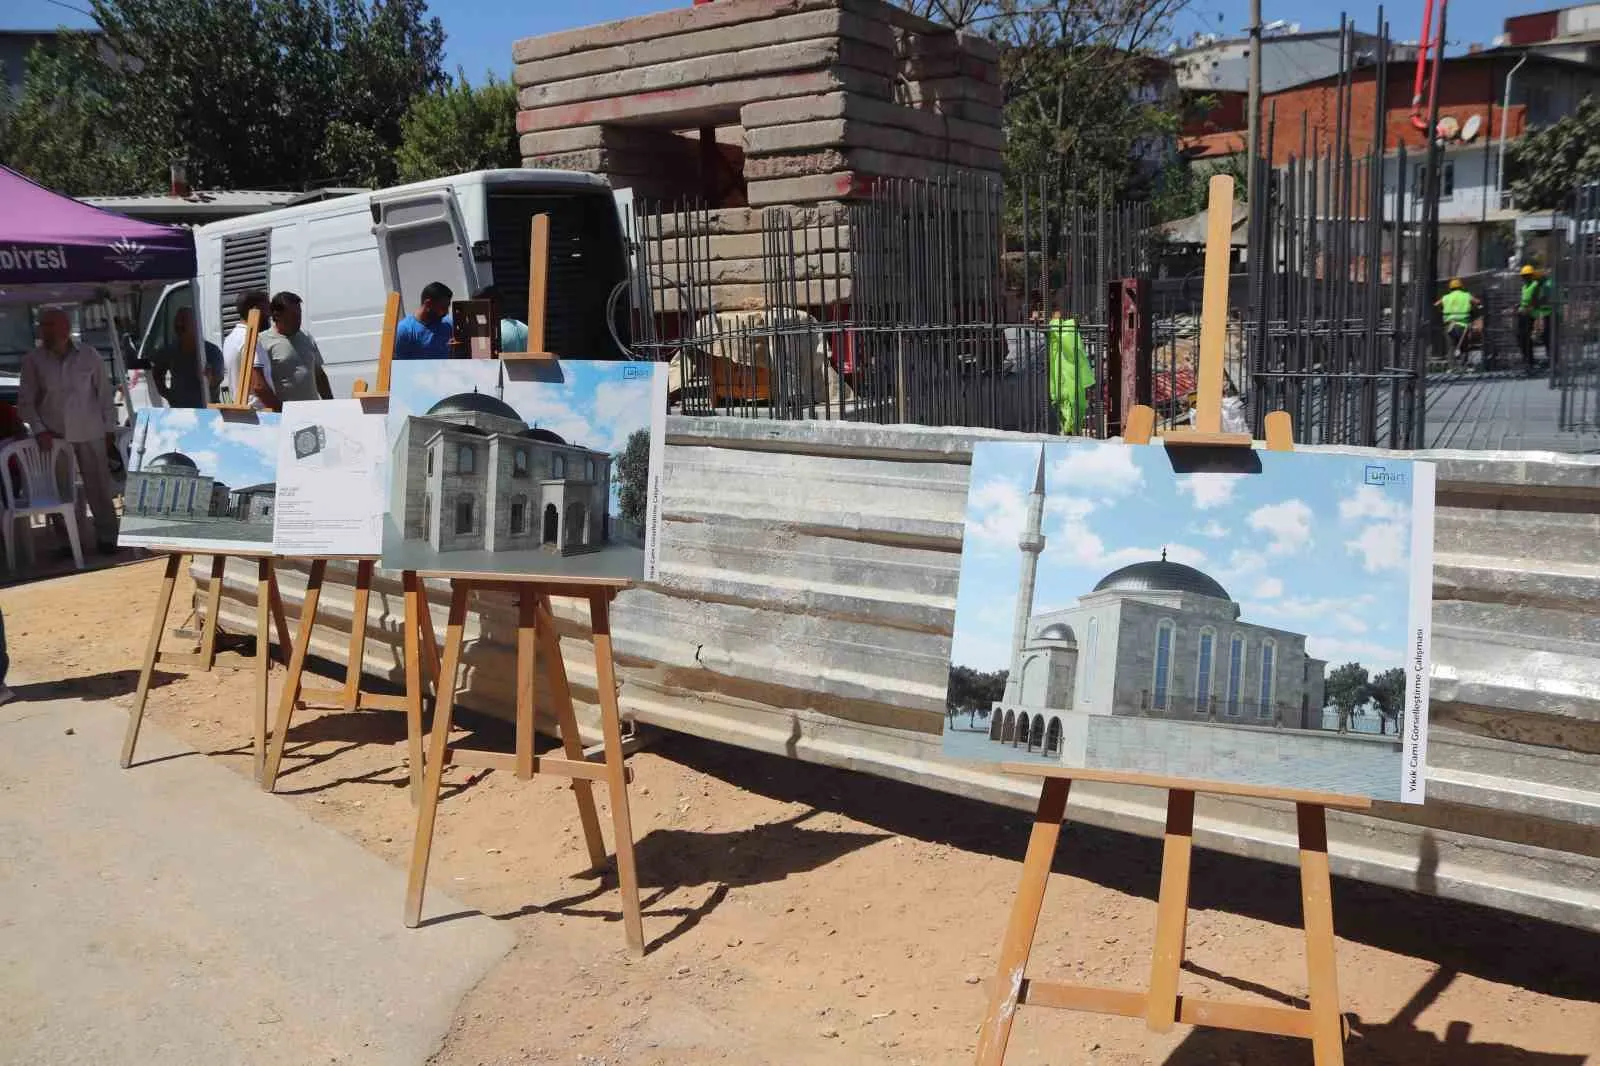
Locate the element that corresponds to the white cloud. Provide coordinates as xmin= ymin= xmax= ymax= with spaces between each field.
xmin=186 ymin=449 xmax=220 ymax=472
xmin=512 ymin=390 xmax=600 ymax=452
xmin=1177 ymin=473 xmax=1245 ymax=510
xmin=1305 ymin=635 xmax=1402 ymax=670
xmin=963 ymin=476 xmax=1028 ymax=551
xmin=1346 ymin=523 xmax=1408 ymax=572
xmin=1247 ymin=499 xmax=1313 ymax=555
xmin=1050 ymin=442 xmax=1144 ymax=499
xmin=1339 ymin=485 xmax=1407 ymax=524
xmin=1253 ymin=577 xmax=1284 ymax=598
xmin=1196 ymin=520 xmax=1229 ymax=539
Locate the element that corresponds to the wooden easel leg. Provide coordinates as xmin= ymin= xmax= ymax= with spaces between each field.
xmin=401 ymin=571 xmax=426 ymax=804
xmin=535 ymin=594 xmax=608 ymax=872
xmin=515 ymin=590 xmax=536 ymax=780
xmin=261 ymin=559 xmax=327 ymax=792
xmin=341 ymin=559 xmax=374 ymax=709
xmin=198 ymin=554 xmax=227 ymax=669
xmin=590 ymin=590 xmax=645 ymax=956
xmin=404 ymin=581 xmax=470 ymax=929
xmin=1297 ymin=803 xmax=1347 ymax=1066
xmin=120 ymin=553 xmax=182 ymax=769
xmin=267 ymin=567 xmax=292 ymax=664
xmin=253 ymin=558 xmax=272 ymax=785
xmin=1146 ymin=789 xmax=1196 ymax=1032
xmin=974 ymin=777 xmax=1071 ymax=1066
xmin=416 ymin=577 xmax=442 ymax=697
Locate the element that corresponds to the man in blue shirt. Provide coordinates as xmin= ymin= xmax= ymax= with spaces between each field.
xmin=393 ymin=281 xmax=454 ymax=358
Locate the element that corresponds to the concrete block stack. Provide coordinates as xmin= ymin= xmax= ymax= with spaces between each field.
xmin=512 ymin=0 xmax=1005 ymax=315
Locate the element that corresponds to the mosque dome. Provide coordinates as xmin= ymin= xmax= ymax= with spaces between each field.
xmin=426 ymin=390 xmax=525 ymax=425
xmin=1036 ymin=622 xmax=1076 ymax=643
xmin=147 ymin=451 xmax=198 ymax=472
xmin=522 ymin=426 xmax=567 ymax=445
xmin=1092 ymin=553 xmax=1231 ymax=601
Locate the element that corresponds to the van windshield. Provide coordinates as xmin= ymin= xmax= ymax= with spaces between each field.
xmin=486 ymin=189 xmax=630 ymax=358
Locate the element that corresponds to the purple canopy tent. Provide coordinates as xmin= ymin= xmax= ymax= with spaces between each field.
xmin=0 ymin=165 xmax=196 ymax=296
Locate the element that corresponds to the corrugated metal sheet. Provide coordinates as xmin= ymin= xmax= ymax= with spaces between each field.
xmin=198 ymin=417 xmax=1600 ymax=931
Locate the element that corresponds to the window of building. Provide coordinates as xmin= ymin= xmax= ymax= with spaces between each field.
xmin=510 ymin=496 xmax=527 ymax=534
xmin=1082 ymin=617 xmax=1098 ymax=703
xmin=137 ymin=480 xmax=148 ymax=510
xmin=586 ymin=458 xmax=596 ymax=481
xmin=513 ymin=449 xmax=529 ymax=477
xmin=455 ymin=496 xmax=473 ymax=534
xmin=552 ymin=453 xmax=566 ymax=478
xmin=1153 ymin=620 xmax=1174 ymax=711
xmin=423 ymin=492 xmax=432 ymax=532
xmin=427 ymin=450 xmax=434 ymax=477
xmin=457 ymin=443 xmax=475 ymax=475
xmin=1226 ymin=635 xmax=1245 ymax=717
xmin=186 ymin=480 xmax=197 ymax=511
xmin=1195 ymin=628 xmax=1216 ymax=712
xmin=1412 ymin=160 xmax=1455 ymax=202
xmin=155 ymin=481 xmax=166 ymax=511
xmin=1258 ymin=639 xmax=1277 ymax=719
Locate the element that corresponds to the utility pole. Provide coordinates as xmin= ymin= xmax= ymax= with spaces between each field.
xmin=1247 ymin=0 xmax=1262 ymax=205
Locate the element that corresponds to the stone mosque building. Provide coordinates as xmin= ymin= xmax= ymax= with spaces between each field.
xmin=988 ymin=448 xmax=1327 ymax=761
xmin=390 ymin=377 xmax=613 ymax=556
xmin=123 ymin=422 xmax=274 ymax=527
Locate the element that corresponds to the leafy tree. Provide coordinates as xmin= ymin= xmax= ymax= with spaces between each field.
xmin=1324 ymin=661 xmax=1370 ymax=734
xmin=1150 ymin=151 xmax=1249 ymax=224
xmin=947 ymin=664 xmax=1008 ymax=726
xmin=1506 ymin=95 xmax=1600 ymax=211
xmin=1368 ymin=667 xmax=1406 ymax=737
xmin=396 ymin=70 xmax=520 ymax=183
xmin=0 ymin=36 xmax=146 ymax=195
xmin=613 ymin=428 xmax=652 ymax=532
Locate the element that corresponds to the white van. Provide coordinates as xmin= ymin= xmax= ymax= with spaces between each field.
xmin=135 ymin=169 xmax=636 ymax=403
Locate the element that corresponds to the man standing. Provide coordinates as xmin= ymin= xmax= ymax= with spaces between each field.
xmin=148 ymin=306 xmax=222 ymax=408
xmin=222 ymin=290 xmax=276 ymax=409
xmin=393 ymin=281 xmax=454 ymax=358
xmin=1516 ymin=264 xmax=1552 ymax=377
xmin=260 ymin=291 xmax=333 ymax=407
xmin=1435 ymin=279 xmax=1481 ymax=369
xmin=1046 ymin=307 xmax=1094 ymax=435
xmin=18 ymin=307 xmax=121 ymax=552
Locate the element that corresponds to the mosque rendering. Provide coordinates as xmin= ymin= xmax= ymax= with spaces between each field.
xmin=389 ymin=380 xmax=614 ymax=556
xmin=123 ymin=423 xmax=275 ymax=527
xmin=986 ymin=448 xmax=1327 ymax=762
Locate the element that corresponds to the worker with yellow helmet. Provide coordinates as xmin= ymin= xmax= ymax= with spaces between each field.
xmin=1435 ymin=277 xmax=1482 ymax=370
xmin=1516 ymin=263 xmax=1553 ymax=376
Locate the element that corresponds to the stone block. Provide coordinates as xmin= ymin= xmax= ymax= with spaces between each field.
xmin=640 ymin=203 xmax=849 ymax=238
xmin=512 ymin=9 xmax=894 ymax=87
xmin=635 ymin=225 xmax=850 ymax=265
xmin=517 ymin=38 xmax=893 ymax=112
xmin=897 ymin=74 xmax=1004 ymax=110
xmin=517 ymin=69 xmax=892 ymax=133
xmin=740 ymin=92 xmax=1003 ymax=151
xmin=512 ymin=0 xmax=860 ymax=63
xmin=743 ymin=118 xmax=1003 ymax=169
xmin=746 ymin=171 xmax=877 ymax=205
xmin=743 ymin=146 xmax=995 ymax=183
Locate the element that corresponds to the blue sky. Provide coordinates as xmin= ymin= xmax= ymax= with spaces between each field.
xmin=387 ymin=359 xmax=657 ymax=512
xmin=950 ymin=440 xmax=1422 ymax=675
xmin=133 ymin=407 xmax=280 ymax=490
xmin=7 ymin=0 xmax=1550 ymax=79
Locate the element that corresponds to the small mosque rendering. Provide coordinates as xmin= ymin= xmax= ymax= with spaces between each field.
xmin=123 ymin=423 xmax=276 ymax=530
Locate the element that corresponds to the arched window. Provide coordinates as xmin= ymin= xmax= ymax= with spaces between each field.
xmin=136 ymin=479 xmax=148 ymax=511
xmin=186 ymin=480 xmax=197 ymax=512
xmin=510 ymin=495 xmax=527 ymax=535
xmin=455 ymin=496 xmax=474 ymax=534
xmin=426 ymin=450 xmax=434 ymax=477
xmin=1044 ymin=717 xmax=1062 ymax=755
xmin=1195 ymin=627 xmax=1216 ymax=715
xmin=542 ymin=503 xmax=559 ymax=544
xmin=423 ymin=493 xmax=432 ymax=532
xmin=1029 ymin=716 xmax=1045 ymax=751
xmin=1015 ymin=712 xmax=1030 ymax=748
xmin=1258 ymin=639 xmax=1277 ymax=719
xmin=457 ymin=443 xmax=475 ymax=474
xmin=1082 ymin=616 xmax=1099 ymax=703
xmin=513 ymin=449 xmax=529 ymax=477
xmin=586 ymin=458 xmax=596 ymax=481
xmin=552 ymin=453 xmax=566 ymax=478
xmin=1152 ymin=620 xmax=1175 ymax=711
xmin=1001 ymin=711 xmax=1016 ymax=744
xmin=1226 ymin=634 xmax=1246 ymax=717
xmin=989 ymin=712 xmax=1003 ymax=741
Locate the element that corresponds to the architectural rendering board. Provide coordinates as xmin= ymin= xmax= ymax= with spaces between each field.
xmin=945 ymin=440 xmax=1436 ymax=803
xmin=272 ymin=399 xmax=389 ymax=556
xmin=119 ymin=408 xmax=281 ymax=554
xmin=381 ymin=359 xmax=667 ymax=582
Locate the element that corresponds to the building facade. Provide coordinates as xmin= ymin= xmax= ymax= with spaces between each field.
xmin=123 ymin=449 xmax=270 ymax=526
xmin=391 ymin=388 xmax=612 ymax=556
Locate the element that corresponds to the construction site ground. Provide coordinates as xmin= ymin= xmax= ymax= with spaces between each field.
xmin=2 ymin=557 xmax=1596 ymax=1066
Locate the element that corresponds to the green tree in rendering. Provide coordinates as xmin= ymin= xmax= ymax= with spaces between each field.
xmin=1368 ymin=666 xmax=1406 ymax=737
xmin=947 ymin=665 xmax=1008 ymax=726
xmin=396 ymin=70 xmax=520 ymax=183
xmin=1324 ymin=662 xmax=1370 ymax=735
xmin=614 ymin=428 xmax=652 ymax=533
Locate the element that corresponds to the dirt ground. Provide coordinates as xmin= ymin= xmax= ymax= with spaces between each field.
xmin=3 ymin=557 xmax=1596 ymax=1066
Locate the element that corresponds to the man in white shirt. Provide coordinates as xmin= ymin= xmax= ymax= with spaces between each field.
xmin=221 ymin=290 xmax=276 ymax=410
xmin=18 ymin=307 xmax=121 ymax=552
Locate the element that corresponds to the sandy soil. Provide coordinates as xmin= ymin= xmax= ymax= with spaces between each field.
xmin=2 ymin=557 xmax=1596 ymax=1066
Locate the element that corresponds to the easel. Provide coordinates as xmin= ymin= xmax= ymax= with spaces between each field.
xmin=972 ymin=177 xmax=1370 ymax=1066
xmin=261 ymin=319 xmax=441 ymax=800
xmin=122 ymin=307 xmax=294 ymax=775
xmin=403 ymin=228 xmax=646 ymax=953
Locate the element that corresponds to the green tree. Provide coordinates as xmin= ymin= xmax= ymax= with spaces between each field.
xmin=396 ymin=70 xmax=520 ymax=183
xmin=1506 ymin=94 xmax=1600 ymax=211
xmin=0 ymin=36 xmax=146 ymax=195
xmin=1150 ymin=151 xmax=1249 ymax=224
xmin=1368 ymin=666 xmax=1406 ymax=737
xmin=1324 ymin=662 xmax=1370 ymax=735
xmin=613 ymin=427 xmax=652 ymax=533
xmin=946 ymin=664 xmax=1008 ymax=726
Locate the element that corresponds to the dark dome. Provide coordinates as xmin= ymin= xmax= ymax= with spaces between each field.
xmin=147 ymin=451 xmax=197 ymax=471
xmin=426 ymin=390 xmax=524 ymax=425
xmin=1036 ymin=622 xmax=1076 ymax=642
xmin=522 ymin=427 xmax=567 ymax=444
xmin=1093 ymin=557 xmax=1230 ymax=601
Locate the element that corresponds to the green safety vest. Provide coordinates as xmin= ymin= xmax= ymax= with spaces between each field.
xmin=1046 ymin=316 xmax=1094 ymax=435
xmin=1440 ymin=289 xmax=1473 ymax=327
xmin=1521 ymin=279 xmax=1552 ymax=318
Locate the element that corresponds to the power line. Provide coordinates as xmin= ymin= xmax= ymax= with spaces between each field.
xmin=41 ymin=0 xmax=97 ymax=19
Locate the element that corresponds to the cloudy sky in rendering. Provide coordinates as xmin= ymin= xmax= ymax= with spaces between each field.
xmin=951 ymin=440 xmax=1424 ymax=675
xmin=132 ymin=408 xmax=280 ymax=490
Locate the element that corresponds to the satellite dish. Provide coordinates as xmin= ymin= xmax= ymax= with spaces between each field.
xmin=1462 ymin=114 xmax=1483 ymax=142
xmin=1437 ymin=115 xmax=1461 ymax=139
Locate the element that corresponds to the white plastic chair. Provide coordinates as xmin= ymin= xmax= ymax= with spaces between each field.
xmin=0 ymin=437 xmax=85 ymax=572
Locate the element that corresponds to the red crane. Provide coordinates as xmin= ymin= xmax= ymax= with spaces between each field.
xmin=1410 ymin=0 xmax=1449 ymax=131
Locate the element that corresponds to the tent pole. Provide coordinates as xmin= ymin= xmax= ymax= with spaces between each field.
xmin=102 ymin=296 xmax=136 ymax=426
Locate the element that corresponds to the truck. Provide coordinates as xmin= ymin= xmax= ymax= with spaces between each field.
xmin=131 ymin=168 xmax=636 ymax=404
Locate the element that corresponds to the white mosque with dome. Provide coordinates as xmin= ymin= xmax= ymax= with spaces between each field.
xmin=986 ymin=449 xmax=1328 ymax=763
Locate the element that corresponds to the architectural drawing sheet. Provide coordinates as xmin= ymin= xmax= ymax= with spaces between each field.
xmin=272 ymin=399 xmax=389 ymax=556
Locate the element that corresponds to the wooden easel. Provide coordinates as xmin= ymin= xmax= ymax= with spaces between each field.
xmin=402 ymin=237 xmax=645 ymax=953
xmin=120 ymin=548 xmax=292 ymax=779
xmin=972 ymin=176 xmax=1369 ymax=1066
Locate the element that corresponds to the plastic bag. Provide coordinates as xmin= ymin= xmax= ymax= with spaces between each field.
xmin=1220 ymin=395 xmax=1248 ymax=435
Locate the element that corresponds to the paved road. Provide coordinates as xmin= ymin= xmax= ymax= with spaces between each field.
xmin=1423 ymin=370 xmax=1600 ymax=453
xmin=0 ymin=691 xmax=514 ymax=1066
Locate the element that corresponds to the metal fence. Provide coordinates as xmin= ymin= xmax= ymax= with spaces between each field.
xmin=1553 ymin=184 xmax=1600 ymax=432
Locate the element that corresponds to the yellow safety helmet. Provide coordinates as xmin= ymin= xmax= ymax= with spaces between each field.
xmin=1448 ymin=278 xmax=1463 ymax=289
xmin=1520 ymin=264 xmax=1536 ymax=276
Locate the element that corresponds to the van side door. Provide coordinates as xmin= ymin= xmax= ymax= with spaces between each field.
xmin=370 ymin=189 xmax=477 ymax=313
